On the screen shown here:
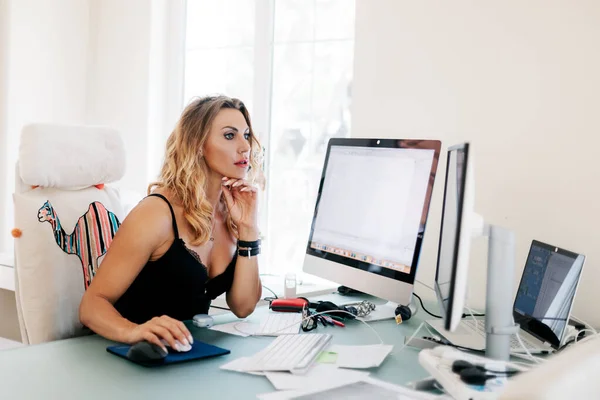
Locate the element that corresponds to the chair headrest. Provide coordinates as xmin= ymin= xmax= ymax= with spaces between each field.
xmin=18 ymin=123 xmax=126 ymax=188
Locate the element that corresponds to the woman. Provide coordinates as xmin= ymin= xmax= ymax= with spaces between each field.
xmin=80 ymin=95 xmax=263 ymax=353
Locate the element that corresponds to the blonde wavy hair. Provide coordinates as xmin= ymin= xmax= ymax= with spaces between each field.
xmin=148 ymin=95 xmax=263 ymax=245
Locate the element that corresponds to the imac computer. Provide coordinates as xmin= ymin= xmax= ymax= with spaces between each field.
xmin=432 ymin=142 xmax=518 ymax=361
xmin=302 ymin=138 xmax=441 ymax=315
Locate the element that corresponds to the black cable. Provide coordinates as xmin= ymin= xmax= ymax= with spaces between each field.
xmin=423 ymin=336 xmax=486 ymax=354
xmin=262 ymin=284 xmax=278 ymax=302
xmin=413 ymin=293 xmax=485 ymax=319
xmin=210 ymin=305 xmax=231 ymax=311
xmin=413 ymin=293 xmax=442 ymax=318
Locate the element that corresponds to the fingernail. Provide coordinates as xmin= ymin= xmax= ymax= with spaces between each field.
xmin=188 ymin=335 xmax=194 ymax=344
xmin=182 ymin=338 xmax=189 ymax=346
xmin=175 ymin=343 xmax=182 ymax=352
xmin=161 ymin=346 xmax=168 ymax=353
xmin=222 ymin=177 xmax=228 ymax=180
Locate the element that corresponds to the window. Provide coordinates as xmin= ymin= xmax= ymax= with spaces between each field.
xmin=184 ymin=0 xmax=355 ymax=275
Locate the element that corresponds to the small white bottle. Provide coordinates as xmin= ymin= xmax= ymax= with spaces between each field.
xmin=284 ymin=272 xmax=297 ymax=299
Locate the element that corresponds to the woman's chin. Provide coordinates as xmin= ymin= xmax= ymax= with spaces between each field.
xmin=229 ymin=169 xmax=248 ymax=179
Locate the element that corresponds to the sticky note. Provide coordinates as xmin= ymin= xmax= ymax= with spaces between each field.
xmin=316 ymin=351 xmax=338 ymax=364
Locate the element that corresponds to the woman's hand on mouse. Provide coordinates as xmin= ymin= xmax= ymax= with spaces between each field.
xmin=125 ymin=315 xmax=193 ymax=352
xmin=221 ymin=177 xmax=259 ymax=238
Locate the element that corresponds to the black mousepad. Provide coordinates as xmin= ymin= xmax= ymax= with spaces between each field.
xmin=107 ymin=340 xmax=230 ymax=367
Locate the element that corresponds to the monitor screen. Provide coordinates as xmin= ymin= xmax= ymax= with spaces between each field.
xmin=306 ymin=139 xmax=440 ymax=284
xmin=513 ymin=240 xmax=585 ymax=347
xmin=435 ymin=143 xmax=468 ymax=320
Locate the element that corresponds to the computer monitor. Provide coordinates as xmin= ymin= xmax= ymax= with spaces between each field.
xmin=302 ymin=138 xmax=441 ymax=307
xmin=433 ymin=142 xmax=519 ymax=361
xmin=514 ymin=240 xmax=586 ymax=348
xmin=434 ymin=142 xmax=477 ymax=332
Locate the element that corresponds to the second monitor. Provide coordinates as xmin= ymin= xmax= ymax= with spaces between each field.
xmin=302 ymin=138 xmax=441 ymax=309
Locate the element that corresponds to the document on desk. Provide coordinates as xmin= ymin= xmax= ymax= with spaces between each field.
xmin=210 ymin=321 xmax=257 ymax=337
xmin=265 ymin=364 xmax=368 ymax=391
xmin=256 ymin=377 xmax=445 ymax=400
xmin=327 ymin=344 xmax=393 ymax=369
xmin=220 ymin=357 xmax=265 ymax=376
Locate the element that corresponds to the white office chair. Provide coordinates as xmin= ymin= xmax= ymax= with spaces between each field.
xmin=12 ymin=123 xmax=128 ymax=345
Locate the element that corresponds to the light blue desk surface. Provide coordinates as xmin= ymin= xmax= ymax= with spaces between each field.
xmin=0 ymin=294 xmax=433 ymax=399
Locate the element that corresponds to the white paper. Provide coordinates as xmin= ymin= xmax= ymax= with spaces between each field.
xmin=256 ymin=390 xmax=303 ymax=400
xmin=328 ymin=344 xmax=393 ymax=369
xmin=265 ymin=364 xmax=368 ymax=391
xmin=256 ymin=376 xmax=444 ymax=400
xmin=220 ymin=357 xmax=264 ymax=376
xmin=210 ymin=321 xmax=257 ymax=337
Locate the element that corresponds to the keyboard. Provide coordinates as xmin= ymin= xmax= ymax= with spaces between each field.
xmin=255 ymin=312 xmax=302 ymax=336
xmin=245 ymin=333 xmax=332 ymax=374
xmin=461 ymin=319 xmax=540 ymax=351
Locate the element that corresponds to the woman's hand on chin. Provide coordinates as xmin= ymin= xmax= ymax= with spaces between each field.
xmin=221 ymin=177 xmax=259 ymax=239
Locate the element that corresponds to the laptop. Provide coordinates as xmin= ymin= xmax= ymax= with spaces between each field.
xmin=427 ymin=240 xmax=586 ymax=353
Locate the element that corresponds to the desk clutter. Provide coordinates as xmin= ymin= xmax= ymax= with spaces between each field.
xmin=198 ymin=297 xmax=442 ymax=398
xmin=218 ymin=331 xmax=433 ymax=399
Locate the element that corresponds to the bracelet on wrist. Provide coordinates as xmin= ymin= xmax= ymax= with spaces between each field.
xmin=238 ymin=246 xmax=260 ymax=257
xmin=237 ymin=238 xmax=261 ymax=248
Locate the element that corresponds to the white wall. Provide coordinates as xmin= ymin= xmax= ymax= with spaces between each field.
xmin=86 ymin=0 xmax=185 ymax=195
xmin=85 ymin=0 xmax=152 ymax=195
xmin=0 ymin=0 xmax=10 ymax=253
xmin=0 ymin=0 xmax=184 ymax=251
xmin=352 ymin=0 xmax=600 ymax=327
xmin=0 ymin=0 xmax=184 ymax=338
xmin=1 ymin=0 xmax=91 ymax=252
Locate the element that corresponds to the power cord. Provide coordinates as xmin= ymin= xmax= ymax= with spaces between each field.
xmin=413 ymin=293 xmax=442 ymax=318
xmin=262 ymin=284 xmax=278 ymax=302
xmin=210 ymin=284 xmax=279 ymax=310
xmin=413 ymin=293 xmax=485 ymax=319
xmin=210 ymin=305 xmax=231 ymax=311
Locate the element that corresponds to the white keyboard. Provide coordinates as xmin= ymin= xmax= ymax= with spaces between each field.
xmin=461 ymin=319 xmax=540 ymax=351
xmin=256 ymin=312 xmax=302 ymax=336
xmin=245 ymin=333 xmax=332 ymax=374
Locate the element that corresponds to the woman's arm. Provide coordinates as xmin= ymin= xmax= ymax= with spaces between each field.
xmin=79 ymin=197 xmax=191 ymax=350
xmin=221 ymin=178 xmax=263 ymax=317
xmin=226 ymin=225 xmax=262 ymax=318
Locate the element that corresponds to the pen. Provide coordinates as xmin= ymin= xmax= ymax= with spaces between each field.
xmin=330 ymin=319 xmax=345 ymax=327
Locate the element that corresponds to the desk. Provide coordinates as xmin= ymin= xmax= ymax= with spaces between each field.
xmin=0 ymin=294 xmax=432 ymax=399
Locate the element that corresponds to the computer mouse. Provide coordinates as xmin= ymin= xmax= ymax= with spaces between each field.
xmin=161 ymin=339 xmax=192 ymax=352
xmin=126 ymin=341 xmax=168 ymax=364
xmin=193 ymin=313 xmax=214 ymax=328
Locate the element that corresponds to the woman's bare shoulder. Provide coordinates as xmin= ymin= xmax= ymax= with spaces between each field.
xmin=120 ymin=195 xmax=175 ymax=240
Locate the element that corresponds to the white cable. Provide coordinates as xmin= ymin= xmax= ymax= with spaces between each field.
xmin=571 ymin=317 xmax=597 ymax=335
xmin=509 ymin=351 xmax=546 ymax=365
xmin=567 ymin=328 xmax=596 ymax=344
xmin=575 ymin=332 xmax=599 ymax=346
xmin=464 ymin=305 xmax=479 ymax=332
xmin=514 ymin=331 xmax=542 ymax=364
xmin=233 ymin=310 xmax=384 ymax=345
xmin=393 ymin=322 xmax=426 ymax=354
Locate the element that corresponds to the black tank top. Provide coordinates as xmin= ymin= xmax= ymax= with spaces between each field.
xmin=114 ymin=193 xmax=237 ymax=324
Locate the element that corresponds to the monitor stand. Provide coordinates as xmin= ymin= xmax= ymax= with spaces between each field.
xmin=338 ymin=285 xmax=418 ymax=322
xmin=483 ymin=223 xmax=520 ymax=361
xmin=355 ymin=301 xmax=417 ymax=322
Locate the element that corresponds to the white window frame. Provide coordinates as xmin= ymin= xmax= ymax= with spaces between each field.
xmin=179 ymin=0 xmax=354 ymax=275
